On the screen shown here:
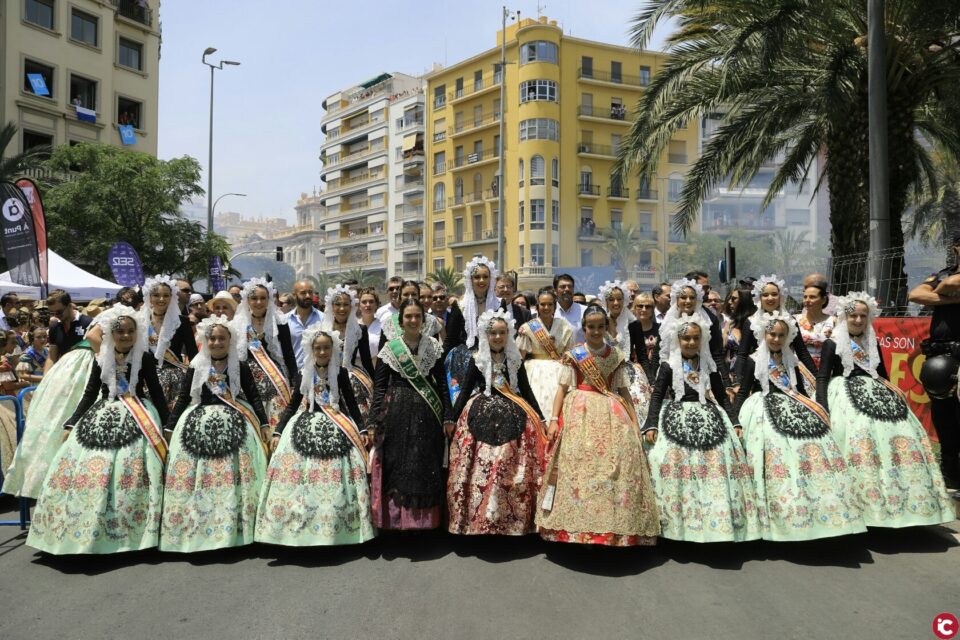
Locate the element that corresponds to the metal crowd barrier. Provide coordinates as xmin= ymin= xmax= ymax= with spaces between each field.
xmin=0 ymin=386 xmax=37 ymax=529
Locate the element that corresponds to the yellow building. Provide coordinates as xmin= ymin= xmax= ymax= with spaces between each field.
xmin=425 ymin=15 xmax=695 ymax=288
xmin=1 ymin=0 xmax=161 ymax=155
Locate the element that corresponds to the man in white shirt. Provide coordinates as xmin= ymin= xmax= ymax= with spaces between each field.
xmin=286 ymin=280 xmax=322 ymax=367
xmin=553 ymin=273 xmax=585 ymax=344
xmin=375 ymin=275 xmax=403 ymax=320
xmin=0 ymin=293 xmax=18 ymax=331
xmin=652 ymin=282 xmax=671 ymax=324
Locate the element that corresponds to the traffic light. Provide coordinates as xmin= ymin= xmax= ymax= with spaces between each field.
xmin=276 ymin=246 xmax=283 ymax=262
xmin=719 ymin=241 xmax=736 ymax=284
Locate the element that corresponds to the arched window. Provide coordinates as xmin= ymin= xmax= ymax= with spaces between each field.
xmin=552 ymin=157 xmax=559 ymax=186
xmin=433 ymin=182 xmax=445 ymax=211
xmin=519 ymin=158 xmax=525 ymax=187
xmin=531 ymin=155 xmax=545 ymax=185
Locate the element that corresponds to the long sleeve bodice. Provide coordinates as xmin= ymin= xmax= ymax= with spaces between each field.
xmin=815 ymin=338 xmax=889 ymax=411
xmin=165 ymin=315 xmax=199 ymax=361
xmin=350 ymin=325 xmax=375 ymax=377
xmin=369 ymin=342 xmax=452 ymax=428
xmin=732 ymin=357 xmax=810 ymax=421
xmin=64 ymin=352 xmax=170 ymax=428
xmin=449 ymin=362 xmax=543 ymax=423
xmin=628 ymin=320 xmax=660 ymax=380
xmin=733 ymin=317 xmax=818 ymax=384
xmin=643 ymin=362 xmax=736 ymax=432
xmin=164 ymin=361 xmax=269 ymax=431
xmin=274 ymin=368 xmax=365 ymax=435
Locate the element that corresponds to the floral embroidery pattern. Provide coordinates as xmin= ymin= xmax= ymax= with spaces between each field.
xmin=844 ymin=376 xmax=908 ymax=422
xmin=763 ymin=393 xmax=829 ymax=439
xmin=180 ymin=405 xmax=248 ymax=459
xmin=291 ymin=411 xmax=352 ymax=459
xmin=661 ymin=400 xmax=727 ymax=450
xmin=75 ymin=400 xmax=141 ymax=450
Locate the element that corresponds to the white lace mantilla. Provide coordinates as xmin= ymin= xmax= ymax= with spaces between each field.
xmin=378 ymin=335 xmax=443 ymax=378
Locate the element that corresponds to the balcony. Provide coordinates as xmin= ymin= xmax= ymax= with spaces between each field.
xmin=340 ymin=251 xmax=372 ymax=267
xmin=325 ymin=170 xmax=386 ymax=198
xmin=607 ymin=186 xmax=629 ymax=200
xmin=577 ymin=223 xmax=605 ymax=241
xmin=448 ymin=77 xmax=501 ymax=103
xmin=432 ymin=235 xmax=447 ymax=249
xmin=450 ymin=112 xmax=500 ymax=138
xmin=339 ymin=114 xmax=386 ymax=141
xmin=448 ymin=229 xmax=499 ymax=246
xmin=577 ymin=184 xmax=601 ymax=197
xmin=453 ymin=148 xmax=498 ymax=170
xmin=395 ymin=175 xmax=424 ymax=191
xmin=668 ymin=153 xmax=688 ymax=164
xmin=577 ymin=67 xmax=646 ymax=87
xmin=637 ymin=229 xmax=659 ymax=241
xmin=395 ymin=234 xmax=422 ymax=251
xmin=433 ymin=163 xmax=447 ymax=176
xmin=448 ymin=190 xmax=487 ymax=208
xmin=517 ymin=265 xmax=555 ymax=279
xmin=325 ymin=142 xmax=387 ymax=171
xmin=636 ymin=189 xmax=659 ymax=201
xmin=394 ymin=261 xmax=421 ymax=278
xmin=327 ymin=76 xmax=397 ymax=117
xmin=577 ymin=104 xmax=630 ymax=122
xmin=112 ymin=0 xmax=152 ymax=26
xmin=577 ymin=142 xmax=617 ymax=158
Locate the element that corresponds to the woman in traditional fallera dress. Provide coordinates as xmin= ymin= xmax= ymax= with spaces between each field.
xmin=232 ymin=278 xmax=297 ymax=437
xmin=159 ymin=316 xmax=270 ymax=552
xmin=322 ymin=286 xmax=376 ymax=426
xmin=643 ymin=314 xmax=760 ymax=543
xmin=599 ymin=280 xmax=652 ymax=424
xmin=816 ymin=292 xmax=954 ymax=528
xmin=447 ymin=309 xmax=546 ymax=535
xmin=368 ymin=299 xmax=452 ymax=530
xmin=535 ymin=306 xmax=661 ymax=546
xmin=28 ymin=306 xmax=170 ymax=554
xmin=256 ymin=327 xmax=375 ymax=546
xmin=136 ymin=275 xmax=199 ymax=409
xmin=517 ymin=288 xmax=574 ymax=425
xmin=733 ymin=312 xmax=866 ymax=541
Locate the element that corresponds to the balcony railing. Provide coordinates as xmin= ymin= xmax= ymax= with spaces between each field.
xmin=395 ymin=204 xmax=423 ymax=220
xmin=668 ymin=153 xmax=688 ymax=164
xmin=450 ymin=112 xmax=500 ymax=136
xmin=577 ymin=105 xmax=629 ymax=121
xmin=326 ymin=170 xmax=385 ymax=195
xmin=395 ymin=234 xmax=422 ymax=250
xmin=340 ymin=114 xmax=385 ymax=137
xmin=607 ymin=186 xmax=629 ymax=199
xmin=433 ymin=163 xmax=446 ymax=176
xmin=112 ymin=0 xmax=152 ymax=26
xmin=577 ymin=223 xmax=604 ymax=240
xmin=453 ymin=148 xmax=497 ymax=168
xmin=577 ymin=184 xmax=601 ymax=196
xmin=432 ymin=236 xmax=446 ymax=249
xmin=577 ymin=142 xmax=618 ymax=157
xmin=577 ymin=67 xmax=645 ymax=87
xmin=395 ymin=176 xmax=424 ymax=190
xmin=448 ymin=229 xmax=499 ymax=245
xmin=636 ymin=189 xmax=658 ymax=201
xmin=448 ymin=77 xmax=501 ymax=102
xmin=448 ymin=190 xmax=486 ymax=207
xmin=516 ymin=265 xmax=555 ymax=278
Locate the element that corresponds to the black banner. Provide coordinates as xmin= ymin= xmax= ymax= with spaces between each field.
xmin=0 ymin=182 xmax=41 ymax=287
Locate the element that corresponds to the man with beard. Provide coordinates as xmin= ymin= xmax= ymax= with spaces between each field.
xmin=286 ymin=279 xmax=322 ymax=367
xmin=553 ymin=273 xmax=585 ymax=344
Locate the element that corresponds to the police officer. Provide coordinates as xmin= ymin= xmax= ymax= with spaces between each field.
xmin=909 ymin=233 xmax=960 ymax=489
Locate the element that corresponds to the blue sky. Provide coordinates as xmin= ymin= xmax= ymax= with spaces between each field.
xmin=157 ymin=1 xmax=672 ymax=222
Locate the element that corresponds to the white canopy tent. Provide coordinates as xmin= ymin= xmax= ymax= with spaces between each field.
xmin=0 ymin=249 xmax=122 ymax=301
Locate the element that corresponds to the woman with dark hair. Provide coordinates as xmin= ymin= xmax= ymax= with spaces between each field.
xmin=322 ymin=286 xmax=376 ymax=425
xmin=795 ymin=276 xmax=834 ymax=369
xmin=535 ymin=305 xmax=660 ymax=547
xmin=511 ymin=290 xmax=536 ymax=314
xmin=517 ymin=288 xmax=574 ymax=425
xmin=357 ymin=287 xmax=381 ymax=365
xmin=723 ymin=285 xmax=757 ymax=376
xmin=368 ymin=298 xmax=453 ymax=530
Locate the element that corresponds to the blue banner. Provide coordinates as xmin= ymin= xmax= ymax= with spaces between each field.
xmin=118 ymin=124 xmax=136 ymax=145
xmin=209 ymin=256 xmax=226 ymax=293
xmin=27 ymin=74 xmax=49 ymax=96
xmin=107 ymin=241 xmax=145 ymax=287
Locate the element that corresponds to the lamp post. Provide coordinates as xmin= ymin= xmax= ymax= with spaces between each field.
xmin=497 ymin=6 xmax=518 ymax=268
xmin=202 ymin=47 xmax=241 ymax=237
xmin=210 ymin=192 xmax=246 ymax=234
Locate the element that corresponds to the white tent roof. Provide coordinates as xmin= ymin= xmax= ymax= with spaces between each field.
xmin=0 ymin=279 xmax=41 ymax=296
xmin=0 ymin=249 xmax=122 ymax=301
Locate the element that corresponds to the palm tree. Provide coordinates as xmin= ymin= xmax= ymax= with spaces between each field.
xmin=602 ymin=225 xmax=657 ymax=280
xmin=908 ymin=145 xmax=960 ymax=265
xmin=615 ymin=1 xmax=960 ymax=297
xmin=337 ymin=267 xmax=380 ymax=290
xmin=426 ymin=266 xmax=464 ymax=294
xmin=305 ymin=273 xmax=334 ymax=296
xmin=770 ymin=229 xmax=812 ymax=281
xmin=0 ymin=122 xmax=49 ymax=182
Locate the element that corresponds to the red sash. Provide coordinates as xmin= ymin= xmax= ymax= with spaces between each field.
xmin=217 ymin=392 xmax=270 ymax=458
xmin=319 ymin=405 xmax=370 ymax=472
xmin=249 ymin=344 xmax=292 ymax=405
xmin=118 ymin=394 xmax=167 ymax=465
xmin=526 ymin=319 xmax=562 ymax=361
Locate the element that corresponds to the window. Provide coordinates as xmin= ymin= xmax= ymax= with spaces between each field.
xmin=580 ymin=168 xmax=593 ymax=187
xmin=581 ymin=56 xmax=593 ymax=78
xmin=25 ymin=0 xmax=54 ymax=29
xmin=580 ymin=249 xmax=593 ymax=267
xmin=611 ymin=61 xmax=622 ymax=83
xmin=118 ymin=38 xmax=143 ymax=71
xmin=519 ymin=79 xmax=558 ymax=103
xmin=433 ymin=257 xmax=445 ymax=271
xmin=611 ymin=209 xmax=623 ymax=231
xmin=519 ymin=118 xmax=559 ymax=141
xmin=472 ymin=173 xmax=482 ymax=200
xmin=639 ymin=66 xmax=651 ymax=86
xmin=530 ymin=199 xmax=545 ymax=230
xmin=23 ymin=129 xmax=53 ymax=155
xmin=433 ymin=118 xmax=446 ymax=142
xmin=24 ymin=59 xmax=54 ymax=99
xmin=69 ymin=74 xmax=97 ymax=110
xmin=493 ymin=62 xmax=503 ymax=84
xmin=531 ymin=243 xmax=545 ymax=267
xmin=580 ymin=206 xmax=593 ymax=235
xmin=786 ymin=209 xmax=810 ymax=226
xmin=454 ymin=217 xmax=463 ymax=242
xmin=433 ymin=151 xmax=446 ymax=175
xmin=552 ymin=158 xmax=559 ymax=186
xmin=521 ymin=41 xmax=559 ymax=65
xmin=473 ymin=105 xmax=482 ymax=126
xmin=551 ymin=243 xmax=559 ymax=268
xmin=520 ymin=245 xmax=525 ymax=268
xmin=433 ymin=84 xmax=446 ymax=109
xmin=433 ymin=182 xmax=445 ymax=211
xmin=455 ymin=255 xmax=464 ymax=272
xmin=530 ymin=155 xmax=545 ymax=185
xmin=71 ymin=9 xmax=98 ymax=46
xmin=669 ymin=214 xmax=684 ymax=242
xmin=551 ymin=200 xmax=559 ymax=231
xmin=474 ymin=70 xmax=483 ymax=91
xmin=472 ymin=213 xmax=483 ymax=237
xmin=493 ymin=134 xmax=500 ymax=157
xmin=117 ymin=96 xmax=142 ymax=128
xmin=432 ymin=222 xmax=445 ymax=247
xmin=668 ymin=140 xmax=687 ymax=163
xmin=454 ymin=145 xmax=464 ymax=166
xmin=493 ymin=98 xmax=501 ymax=119
xmin=611 ymin=134 xmax=622 ymax=155
xmin=455 ymin=77 xmax=463 ymax=98
xmin=518 ymin=158 xmax=524 ymax=187
xmin=668 ymin=178 xmax=683 ymax=202
xmin=518 ymin=201 xmax=525 ymax=230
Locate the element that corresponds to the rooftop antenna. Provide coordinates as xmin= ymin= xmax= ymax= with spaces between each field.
xmin=537 ymin=2 xmax=545 ymax=17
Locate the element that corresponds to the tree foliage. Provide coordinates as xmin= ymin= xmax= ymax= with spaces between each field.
xmin=40 ymin=142 xmax=227 ymax=281
xmin=0 ymin=122 xmax=48 ymax=183
xmin=426 ymin=266 xmax=464 ymax=294
xmin=337 ymin=267 xmax=381 ymax=290
xmin=602 ymin=225 xmax=658 ymax=280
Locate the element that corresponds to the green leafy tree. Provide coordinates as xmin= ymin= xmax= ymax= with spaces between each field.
xmin=602 ymin=225 xmax=657 ymax=279
xmin=426 ymin=266 xmax=464 ymax=294
xmin=41 ymin=142 xmax=224 ymax=280
xmin=616 ymin=0 xmax=960 ymax=298
xmin=908 ymin=145 xmax=960 ymax=265
xmin=0 ymin=122 xmax=48 ymax=182
xmin=304 ymin=273 xmax=334 ymax=296
xmin=337 ymin=267 xmax=381 ymax=290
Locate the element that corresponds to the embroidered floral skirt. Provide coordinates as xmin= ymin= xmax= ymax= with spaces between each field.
xmin=646 ymin=400 xmax=760 ymax=543
xmin=447 ymin=393 xmax=545 ymax=535
xmin=3 ymin=348 xmax=93 ymax=499
xmin=625 ymin=362 xmax=653 ymax=425
xmin=740 ymin=392 xmax=866 ymax=541
xmin=255 ymin=410 xmax=375 ymax=546
xmin=828 ymin=377 xmax=954 ymax=527
xmin=160 ymin=403 xmax=267 ymax=552
xmin=26 ymin=398 xmax=164 ymax=555
xmin=535 ymin=388 xmax=660 ymax=546
xmin=445 ymin=345 xmax=474 ymax=405
xmin=523 ymin=358 xmax=564 ymax=421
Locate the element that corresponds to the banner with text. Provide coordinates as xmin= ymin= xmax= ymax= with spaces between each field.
xmin=0 ymin=182 xmax=41 ymax=287
xmin=107 ymin=241 xmax=145 ymax=287
xmin=14 ymin=178 xmax=49 ymax=294
xmin=874 ymin=316 xmax=935 ymax=440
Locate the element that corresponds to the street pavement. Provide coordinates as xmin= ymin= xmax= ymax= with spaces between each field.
xmin=1 ymin=499 xmax=958 ymax=640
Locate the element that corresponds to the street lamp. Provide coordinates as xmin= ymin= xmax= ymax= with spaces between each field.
xmin=210 ymin=192 xmax=246 ymax=233
xmin=202 ymin=47 xmax=241 ymax=237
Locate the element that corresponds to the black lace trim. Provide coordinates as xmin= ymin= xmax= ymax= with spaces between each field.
xmin=465 ymin=393 xmax=526 ymax=445
xmin=661 ymin=400 xmax=728 ymax=450
xmin=75 ymin=399 xmax=141 ymax=450
xmin=180 ymin=405 xmax=248 ymax=459
xmin=763 ymin=392 xmax=829 ymax=440
xmin=844 ymin=376 xmax=908 ymax=423
xmin=291 ymin=411 xmax=352 ymax=459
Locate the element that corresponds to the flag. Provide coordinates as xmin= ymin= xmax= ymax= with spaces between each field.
xmin=209 ymin=256 xmax=226 ymax=293
xmin=118 ymin=124 xmax=136 ymax=145
xmin=14 ymin=178 xmax=48 ymax=296
xmin=0 ymin=183 xmax=41 ymax=287
xmin=75 ymin=105 xmax=96 ymax=123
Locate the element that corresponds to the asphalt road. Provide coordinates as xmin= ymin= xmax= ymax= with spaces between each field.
xmin=1 ymin=499 xmax=958 ymax=640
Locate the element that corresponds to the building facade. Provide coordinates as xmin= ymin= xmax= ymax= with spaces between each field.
xmin=2 ymin=0 xmax=161 ymax=155
xmin=424 ymin=16 xmax=696 ymax=288
xmin=317 ymin=72 xmax=424 ymax=281
xmin=271 ymin=191 xmax=326 ymax=282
